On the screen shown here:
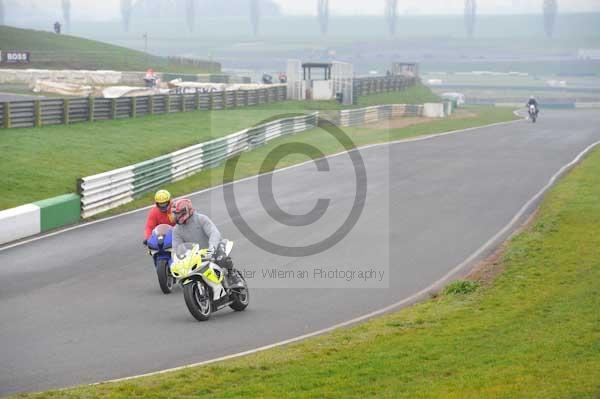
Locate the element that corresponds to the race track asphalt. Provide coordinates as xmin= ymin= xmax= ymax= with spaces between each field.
xmin=1 ymin=109 xmax=599 ymax=396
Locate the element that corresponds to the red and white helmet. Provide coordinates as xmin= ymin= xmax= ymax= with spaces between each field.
xmin=172 ymin=198 xmax=195 ymax=225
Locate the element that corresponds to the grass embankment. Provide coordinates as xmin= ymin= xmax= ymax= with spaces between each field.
xmin=1 ymin=84 xmax=441 ymax=210
xmin=13 ymin=136 xmax=600 ymax=398
xmin=0 ymin=26 xmax=219 ymax=74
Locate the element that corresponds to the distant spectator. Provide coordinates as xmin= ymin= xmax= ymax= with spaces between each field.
xmin=278 ymin=73 xmax=287 ymax=84
xmin=54 ymin=21 xmax=62 ymax=34
xmin=144 ymin=68 xmax=158 ymax=88
xmin=262 ymin=74 xmax=273 ymax=84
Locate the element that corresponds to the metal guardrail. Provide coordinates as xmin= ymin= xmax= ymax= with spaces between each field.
xmin=78 ymin=112 xmax=319 ymax=218
xmin=353 ymin=76 xmax=417 ymax=98
xmin=339 ymin=104 xmax=424 ymax=126
xmin=0 ymin=85 xmax=287 ymax=129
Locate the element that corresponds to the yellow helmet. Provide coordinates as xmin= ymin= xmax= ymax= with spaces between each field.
xmin=154 ymin=189 xmax=171 ymax=204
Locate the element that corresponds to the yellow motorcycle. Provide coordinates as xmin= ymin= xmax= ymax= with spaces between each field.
xmin=170 ymin=240 xmax=249 ymax=321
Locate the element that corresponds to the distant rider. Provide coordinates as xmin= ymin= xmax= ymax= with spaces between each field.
xmin=171 ymin=198 xmax=242 ymax=286
xmin=143 ymin=189 xmax=175 ymax=245
xmin=527 ymin=96 xmax=539 ymax=115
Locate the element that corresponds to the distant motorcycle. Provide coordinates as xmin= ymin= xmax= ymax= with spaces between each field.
xmin=528 ymin=104 xmax=538 ymax=123
xmin=170 ymin=240 xmax=249 ymax=322
xmin=146 ymin=224 xmax=175 ymax=294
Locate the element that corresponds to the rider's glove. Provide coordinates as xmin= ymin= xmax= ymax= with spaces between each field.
xmin=142 ymin=239 xmax=148 ymax=246
xmin=205 ymin=246 xmax=215 ymax=259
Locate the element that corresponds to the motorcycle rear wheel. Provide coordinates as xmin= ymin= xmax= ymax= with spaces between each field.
xmin=183 ymin=280 xmax=212 ymax=321
xmin=229 ymin=271 xmax=250 ymax=312
xmin=156 ymin=259 xmax=174 ymax=294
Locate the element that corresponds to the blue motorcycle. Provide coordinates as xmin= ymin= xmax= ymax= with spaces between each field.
xmin=146 ymin=224 xmax=175 ymax=294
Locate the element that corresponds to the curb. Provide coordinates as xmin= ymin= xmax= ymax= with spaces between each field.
xmin=0 ymin=194 xmax=80 ymax=245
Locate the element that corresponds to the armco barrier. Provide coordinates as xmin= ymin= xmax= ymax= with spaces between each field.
xmin=575 ymin=102 xmax=600 ymax=108
xmin=0 ymin=85 xmax=287 ymax=130
xmin=479 ymin=102 xmax=600 ymax=109
xmin=78 ymin=113 xmax=319 ymax=218
xmin=0 ymin=194 xmax=81 ymax=245
xmin=353 ymin=76 xmax=417 ymax=98
xmin=338 ymin=104 xmax=425 ymax=127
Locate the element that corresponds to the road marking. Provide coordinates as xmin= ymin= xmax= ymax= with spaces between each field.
xmin=0 ymin=115 xmax=523 ymax=252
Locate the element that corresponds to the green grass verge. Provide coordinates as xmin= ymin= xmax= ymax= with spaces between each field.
xmin=0 ymin=26 xmax=219 ymax=74
xmin=94 ymin=106 xmax=516 ymax=218
xmin=12 ymin=123 xmax=600 ymax=399
xmin=0 ymin=85 xmax=439 ymax=210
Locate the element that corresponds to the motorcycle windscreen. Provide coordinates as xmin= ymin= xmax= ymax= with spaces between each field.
xmin=154 ymin=224 xmax=173 ymax=248
xmin=153 ymin=224 xmax=172 ymax=236
xmin=175 ymin=242 xmax=196 ymax=260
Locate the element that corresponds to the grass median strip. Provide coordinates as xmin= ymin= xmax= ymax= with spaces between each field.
xmin=12 ymin=123 xmax=600 ymax=399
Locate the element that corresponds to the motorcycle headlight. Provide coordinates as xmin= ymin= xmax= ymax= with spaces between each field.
xmin=171 ymin=261 xmax=189 ymax=278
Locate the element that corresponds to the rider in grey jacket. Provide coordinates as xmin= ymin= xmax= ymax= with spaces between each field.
xmin=172 ymin=198 xmax=241 ymax=286
xmin=172 ymin=212 xmax=221 ymax=254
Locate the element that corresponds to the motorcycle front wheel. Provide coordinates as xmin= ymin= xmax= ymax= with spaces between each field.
xmin=183 ymin=280 xmax=212 ymax=321
xmin=156 ymin=259 xmax=174 ymax=294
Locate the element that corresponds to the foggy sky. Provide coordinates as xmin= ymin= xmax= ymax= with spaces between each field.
xmin=10 ymin=0 xmax=600 ymax=20
xmin=278 ymin=0 xmax=600 ymax=15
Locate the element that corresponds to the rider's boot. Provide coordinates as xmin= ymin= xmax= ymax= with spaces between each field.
xmin=221 ymin=257 xmax=244 ymax=288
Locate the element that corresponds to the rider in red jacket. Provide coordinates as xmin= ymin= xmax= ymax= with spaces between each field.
xmin=143 ymin=189 xmax=176 ymax=243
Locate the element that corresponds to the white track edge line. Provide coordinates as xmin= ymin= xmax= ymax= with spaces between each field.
xmin=0 ymin=112 xmax=524 ymax=252
xmin=92 ymin=138 xmax=600 ymax=387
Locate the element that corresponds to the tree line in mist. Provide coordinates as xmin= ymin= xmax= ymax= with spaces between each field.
xmin=464 ymin=0 xmax=557 ymax=38
xmin=0 ymin=0 xmax=560 ymax=39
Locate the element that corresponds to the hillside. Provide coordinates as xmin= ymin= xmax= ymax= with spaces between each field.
xmin=0 ymin=26 xmax=220 ymax=73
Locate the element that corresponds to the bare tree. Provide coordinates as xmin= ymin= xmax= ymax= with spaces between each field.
xmin=121 ymin=0 xmax=133 ymax=32
xmin=62 ymin=0 xmax=71 ymax=32
xmin=317 ymin=0 xmax=329 ymax=36
xmin=464 ymin=0 xmax=476 ymax=38
xmin=385 ymin=0 xmax=398 ymax=36
xmin=186 ymin=0 xmax=195 ymax=32
xmin=250 ymin=0 xmax=260 ymax=36
xmin=0 ymin=0 xmax=5 ymax=26
xmin=543 ymin=0 xmax=557 ymax=38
